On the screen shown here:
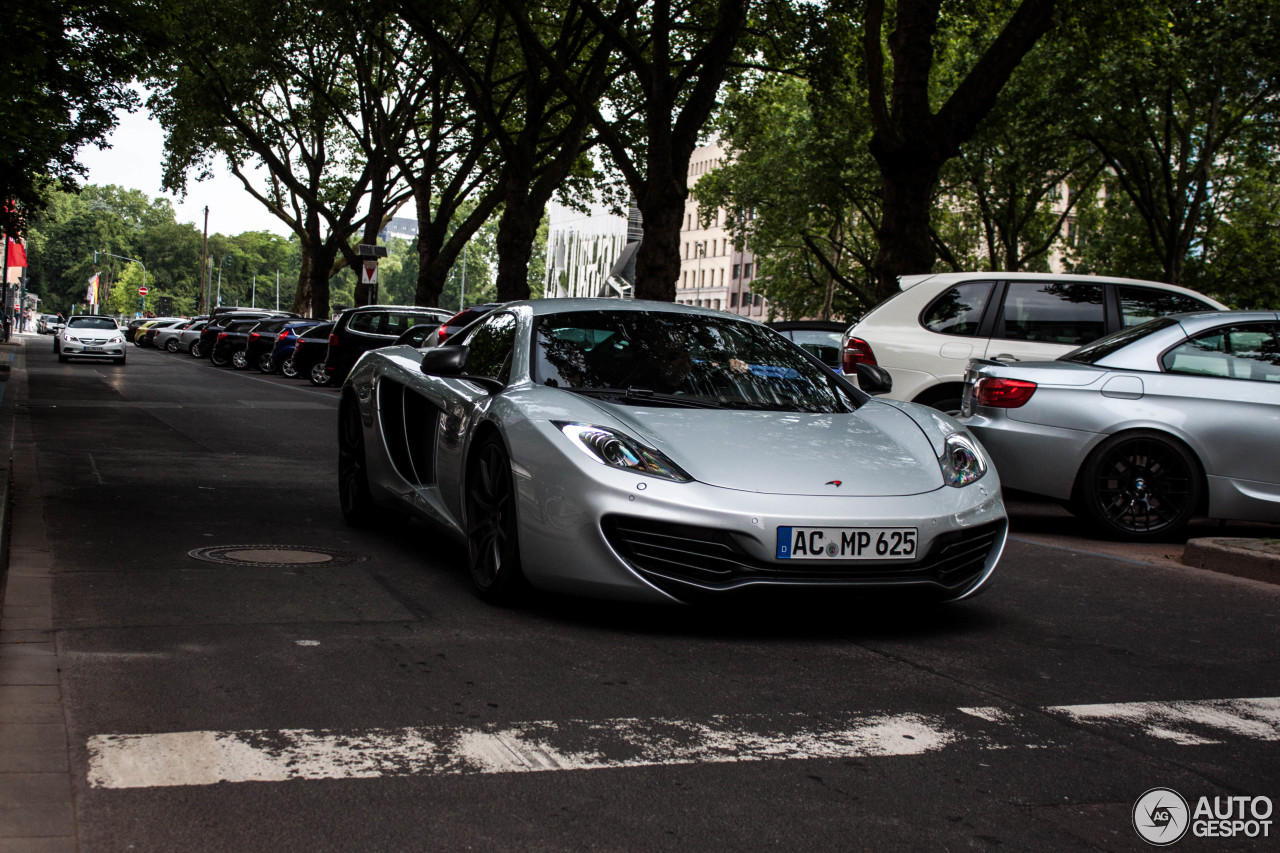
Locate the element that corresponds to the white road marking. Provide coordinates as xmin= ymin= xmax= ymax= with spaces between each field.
xmin=86 ymin=697 xmax=1280 ymax=790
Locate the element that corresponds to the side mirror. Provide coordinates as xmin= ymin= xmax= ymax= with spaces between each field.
xmin=421 ymin=344 xmax=468 ymax=377
xmin=855 ymin=363 xmax=893 ymax=395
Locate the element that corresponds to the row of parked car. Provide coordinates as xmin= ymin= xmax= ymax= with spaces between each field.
xmin=130 ymin=303 xmax=496 ymax=387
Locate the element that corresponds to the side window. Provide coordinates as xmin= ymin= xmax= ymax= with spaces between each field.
xmin=1162 ymin=324 xmax=1280 ymax=382
xmin=464 ymin=313 xmax=518 ymax=382
xmin=998 ymin=281 xmax=1105 ymax=345
xmin=1118 ymin=286 xmax=1215 ymax=327
xmin=348 ymin=312 xmax=385 ymax=334
xmin=920 ymin=282 xmax=994 ymax=336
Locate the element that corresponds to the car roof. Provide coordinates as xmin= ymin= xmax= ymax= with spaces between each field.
xmin=897 ymin=271 xmax=1227 ymax=305
xmin=497 ymin=298 xmax=767 ymax=323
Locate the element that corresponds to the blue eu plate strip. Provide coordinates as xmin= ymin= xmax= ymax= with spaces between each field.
xmin=775 ymin=527 xmax=792 ymax=560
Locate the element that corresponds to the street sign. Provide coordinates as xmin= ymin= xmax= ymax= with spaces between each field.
xmin=361 ymin=261 xmax=378 ymax=286
xmin=139 ymin=286 xmax=148 ymax=296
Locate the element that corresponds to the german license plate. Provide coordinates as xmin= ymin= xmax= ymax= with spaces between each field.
xmin=84 ymin=346 xmax=104 ymax=353
xmin=776 ymin=527 xmax=919 ymax=560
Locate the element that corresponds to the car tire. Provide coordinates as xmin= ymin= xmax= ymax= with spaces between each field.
xmin=58 ymin=353 xmax=68 ymax=363
xmin=281 ymin=358 xmax=298 ymax=378
xmin=165 ymin=339 xmax=179 ymax=352
xmin=338 ymin=396 xmax=379 ymax=527
xmin=190 ymin=340 xmax=203 ymax=358
xmin=465 ymin=433 xmax=527 ymax=604
xmin=114 ymin=356 xmax=126 ymax=365
xmin=210 ymin=349 xmax=230 ymax=367
xmin=309 ymin=363 xmax=330 ymax=386
xmin=1077 ymin=430 xmax=1202 ymax=540
xmin=232 ymin=350 xmax=248 ymax=369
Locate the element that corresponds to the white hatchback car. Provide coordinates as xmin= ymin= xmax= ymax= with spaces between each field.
xmin=841 ymin=272 xmax=1226 ymax=412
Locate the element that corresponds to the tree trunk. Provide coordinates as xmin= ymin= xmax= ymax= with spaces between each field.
xmin=870 ymin=145 xmax=941 ymax=300
xmin=632 ymin=182 xmax=687 ymax=302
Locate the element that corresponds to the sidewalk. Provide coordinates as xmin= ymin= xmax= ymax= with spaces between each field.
xmin=0 ymin=330 xmax=77 ymax=851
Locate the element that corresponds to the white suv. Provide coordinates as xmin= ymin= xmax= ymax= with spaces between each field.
xmin=842 ymin=272 xmax=1226 ymax=412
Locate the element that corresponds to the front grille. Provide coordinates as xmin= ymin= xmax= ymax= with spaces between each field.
xmin=602 ymin=516 xmax=1004 ymax=596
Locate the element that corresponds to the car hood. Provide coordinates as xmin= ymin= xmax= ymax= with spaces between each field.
xmin=66 ymin=331 xmax=117 ymax=341
xmin=584 ymin=399 xmax=943 ymax=496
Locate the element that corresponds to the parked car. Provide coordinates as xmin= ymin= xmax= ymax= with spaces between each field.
xmin=37 ymin=314 xmax=60 ymax=334
xmin=431 ymin=303 xmax=500 ymax=347
xmin=170 ymin=320 xmax=210 ymax=354
xmin=841 ymin=272 xmax=1226 ymax=413
xmin=240 ymin=317 xmax=301 ymax=373
xmin=209 ymin=318 xmax=267 ymax=368
xmin=137 ymin=318 xmax=187 ymax=348
xmin=262 ymin=320 xmax=325 ymax=374
xmin=193 ymin=310 xmax=286 ymax=359
xmin=54 ymin=315 xmax=126 ymax=364
xmin=768 ymin=320 xmax=849 ymax=372
xmin=338 ymin=299 xmax=1005 ymax=604
xmin=155 ymin=318 xmax=205 ymax=352
xmin=316 ymin=305 xmax=453 ymax=386
xmin=959 ymin=310 xmax=1280 ymax=540
xmin=284 ymin=322 xmax=335 ymax=380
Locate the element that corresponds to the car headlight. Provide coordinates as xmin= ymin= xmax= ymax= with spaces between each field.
xmin=64 ymin=335 xmax=80 ymax=343
xmin=940 ymin=432 xmax=987 ymax=487
xmin=555 ymin=422 xmax=691 ymax=482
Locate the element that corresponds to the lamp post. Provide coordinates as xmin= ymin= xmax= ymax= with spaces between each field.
xmin=95 ymin=251 xmax=146 ymax=315
xmin=694 ymin=241 xmax=706 ymax=306
xmin=216 ymin=256 xmax=230 ymax=308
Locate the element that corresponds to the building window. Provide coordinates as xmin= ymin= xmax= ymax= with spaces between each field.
xmin=732 ymin=264 xmax=740 ymax=279
xmin=730 ymin=293 xmax=738 ymax=308
xmin=743 ymin=262 xmax=753 ymax=278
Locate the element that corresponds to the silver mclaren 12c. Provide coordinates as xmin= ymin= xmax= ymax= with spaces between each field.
xmin=338 ymin=299 xmax=1007 ymax=604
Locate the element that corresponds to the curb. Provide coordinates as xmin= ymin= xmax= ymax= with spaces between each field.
xmin=1182 ymin=537 xmax=1280 ymax=585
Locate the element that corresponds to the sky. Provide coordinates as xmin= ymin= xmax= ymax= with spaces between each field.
xmin=76 ymin=102 xmax=294 ymax=238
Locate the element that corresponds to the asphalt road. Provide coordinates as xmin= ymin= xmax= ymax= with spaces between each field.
xmin=16 ymin=339 xmax=1280 ymax=851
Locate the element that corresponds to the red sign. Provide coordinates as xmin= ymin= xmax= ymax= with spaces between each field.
xmin=139 ymin=286 xmax=148 ymax=296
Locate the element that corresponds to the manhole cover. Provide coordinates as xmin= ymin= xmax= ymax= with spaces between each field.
xmin=187 ymin=545 xmax=366 ymax=568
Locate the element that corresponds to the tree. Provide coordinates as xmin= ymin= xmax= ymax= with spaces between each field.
xmin=0 ymin=1 xmax=146 ymax=236
xmin=1072 ymin=0 xmax=1280 ymax=287
xmin=856 ymin=0 xmax=1057 ymax=299
xmin=404 ymin=0 xmax=614 ymax=302
xmin=511 ymin=0 xmax=754 ymax=301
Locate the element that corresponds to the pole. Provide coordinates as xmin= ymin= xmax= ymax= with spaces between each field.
xmin=252 ymin=274 xmax=256 ymax=308
xmin=216 ymin=263 xmax=223 ymax=307
xmin=275 ymin=269 xmax=279 ymax=310
xmin=459 ymin=243 xmax=467 ymax=310
xmin=199 ymin=206 xmax=208 ymax=313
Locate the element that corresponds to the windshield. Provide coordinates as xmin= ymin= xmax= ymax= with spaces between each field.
xmin=1062 ymin=316 xmax=1179 ymax=364
xmin=532 ymin=310 xmax=859 ymax=413
xmin=67 ymin=317 xmax=118 ymax=330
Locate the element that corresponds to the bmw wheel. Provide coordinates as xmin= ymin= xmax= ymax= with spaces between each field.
xmin=465 ymin=434 xmax=527 ymax=603
xmin=257 ymin=352 xmax=274 ymax=373
xmin=281 ymin=358 xmax=298 ymax=378
xmin=1078 ymin=431 xmax=1202 ymax=540
xmin=231 ymin=350 xmax=248 ymax=369
xmin=309 ymin=363 xmax=330 ymax=386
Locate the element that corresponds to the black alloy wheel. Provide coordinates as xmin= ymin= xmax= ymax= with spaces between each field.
xmin=210 ymin=348 xmax=230 ymax=367
xmin=281 ymin=358 xmax=298 ymax=378
xmin=309 ymin=363 xmax=330 ymax=386
xmin=1079 ymin=431 xmax=1202 ymax=540
xmin=337 ymin=396 xmax=378 ymax=526
xmin=465 ymin=434 xmax=527 ymax=603
xmin=257 ymin=352 xmax=274 ymax=373
xmin=231 ymin=349 xmax=249 ymax=369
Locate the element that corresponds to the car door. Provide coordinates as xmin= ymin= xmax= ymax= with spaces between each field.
xmin=1149 ymin=321 xmax=1280 ymax=507
xmin=384 ymin=312 xmax=519 ymax=527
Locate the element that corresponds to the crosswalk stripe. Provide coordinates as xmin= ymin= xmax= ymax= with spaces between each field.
xmin=86 ymin=697 xmax=1280 ymax=790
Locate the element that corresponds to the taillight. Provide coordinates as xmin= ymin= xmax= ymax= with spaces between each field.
xmin=329 ymin=334 xmax=339 ymax=347
xmin=249 ymin=333 xmax=260 ymax=342
xmin=975 ymin=377 xmax=1037 ymax=408
xmin=438 ymin=325 xmax=449 ymax=342
xmin=217 ymin=332 xmax=228 ymax=340
xmin=295 ymin=340 xmax=304 ymax=350
xmin=277 ymin=330 xmax=289 ymax=341
xmin=841 ymin=337 xmax=877 ymax=373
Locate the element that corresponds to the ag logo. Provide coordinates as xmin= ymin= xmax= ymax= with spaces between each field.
xmin=1133 ymin=788 xmax=1190 ymax=845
